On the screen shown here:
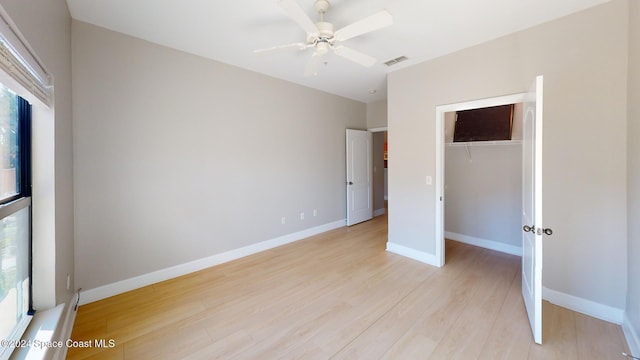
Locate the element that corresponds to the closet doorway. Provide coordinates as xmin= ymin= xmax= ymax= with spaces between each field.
xmin=443 ymin=103 xmax=523 ymax=259
xmin=434 ymin=76 xmax=546 ymax=344
xmin=434 ymin=92 xmax=527 ymax=266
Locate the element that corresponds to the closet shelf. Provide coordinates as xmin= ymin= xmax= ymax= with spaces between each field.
xmin=447 ymin=140 xmax=522 ymax=147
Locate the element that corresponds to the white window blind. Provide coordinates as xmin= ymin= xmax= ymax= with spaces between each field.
xmin=0 ymin=6 xmax=53 ymax=107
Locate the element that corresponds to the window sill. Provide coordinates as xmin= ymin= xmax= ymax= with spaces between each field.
xmin=9 ymin=304 xmax=65 ymax=360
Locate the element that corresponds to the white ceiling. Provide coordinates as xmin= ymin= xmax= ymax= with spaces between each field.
xmin=66 ymin=0 xmax=609 ymax=103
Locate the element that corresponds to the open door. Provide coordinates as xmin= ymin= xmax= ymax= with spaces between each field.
xmin=346 ymin=129 xmax=373 ymax=226
xmin=522 ymin=75 xmax=545 ymax=344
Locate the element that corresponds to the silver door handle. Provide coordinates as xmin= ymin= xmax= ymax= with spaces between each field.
xmin=523 ymin=225 xmax=553 ymax=236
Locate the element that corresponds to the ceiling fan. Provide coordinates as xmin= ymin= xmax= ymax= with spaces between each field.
xmin=255 ymin=0 xmax=393 ymax=76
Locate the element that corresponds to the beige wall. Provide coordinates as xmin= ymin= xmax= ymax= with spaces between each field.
xmin=72 ymin=21 xmax=366 ymax=291
xmin=388 ymin=0 xmax=628 ymax=309
xmin=626 ymin=0 xmax=640 ymax=350
xmin=367 ymin=99 xmax=387 ymax=129
xmin=0 ymin=0 xmax=74 ymax=306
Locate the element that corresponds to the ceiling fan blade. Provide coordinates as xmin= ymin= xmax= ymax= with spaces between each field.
xmin=334 ymin=9 xmax=393 ymax=42
xmin=304 ymin=52 xmax=325 ymax=77
xmin=333 ymin=45 xmax=377 ymax=67
xmin=278 ymin=0 xmax=319 ymax=35
xmin=254 ymin=42 xmax=308 ymax=54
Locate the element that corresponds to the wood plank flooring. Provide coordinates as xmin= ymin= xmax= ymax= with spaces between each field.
xmin=68 ymin=214 xmax=630 ymax=359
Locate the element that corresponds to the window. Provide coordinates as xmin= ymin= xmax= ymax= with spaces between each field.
xmin=0 ymin=83 xmax=32 ymax=359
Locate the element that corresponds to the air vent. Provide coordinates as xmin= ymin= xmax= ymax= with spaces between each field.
xmin=384 ymin=56 xmax=408 ymax=67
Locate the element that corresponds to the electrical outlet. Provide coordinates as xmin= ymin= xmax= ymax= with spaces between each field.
xmin=300 ymin=212 xmax=305 ymax=220
xmin=281 ymin=217 xmax=286 ymax=225
xmin=313 ymin=209 xmax=317 ymax=217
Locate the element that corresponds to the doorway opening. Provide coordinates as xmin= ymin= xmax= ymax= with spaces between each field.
xmin=369 ymin=127 xmax=387 ymax=218
xmin=345 ymin=127 xmax=387 ymax=226
xmin=443 ymin=104 xmax=524 ymax=261
xmin=434 ymin=77 xmax=544 ymax=343
xmin=435 ymin=93 xmax=527 ymax=266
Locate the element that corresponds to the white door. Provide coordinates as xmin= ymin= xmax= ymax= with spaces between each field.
xmin=346 ymin=129 xmax=373 ymax=226
xmin=522 ymin=75 xmax=545 ymax=344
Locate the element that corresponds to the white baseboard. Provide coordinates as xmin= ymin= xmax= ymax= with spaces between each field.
xmin=374 ymin=208 xmax=386 ymax=217
xmin=445 ymin=231 xmax=522 ymax=257
xmin=623 ymin=313 xmax=640 ymax=356
xmin=80 ymin=220 xmax=346 ymax=305
xmin=385 ymin=242 xmax=440 ymax=267
xmin=542 ymin=286 xmax=624 ymax=324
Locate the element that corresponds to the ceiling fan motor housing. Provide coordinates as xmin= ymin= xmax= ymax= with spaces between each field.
xmin=314 ymin=0 xmax=330 ymax=14
xmin=308 ymin=22 xmax=335 ymax=45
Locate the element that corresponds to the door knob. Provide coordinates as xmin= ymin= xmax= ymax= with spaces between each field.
xmin=523 ymin=225 xmax=553 ymax=235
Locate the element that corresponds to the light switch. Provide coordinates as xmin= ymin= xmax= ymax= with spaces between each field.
xmin=426 ymin=176 xmax=432 ymax=185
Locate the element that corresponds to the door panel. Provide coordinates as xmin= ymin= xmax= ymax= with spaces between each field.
xmin=346 ymin=129 xmax=373 ymax=226
xmin=522 ymin=75 xmax=544 ymax=344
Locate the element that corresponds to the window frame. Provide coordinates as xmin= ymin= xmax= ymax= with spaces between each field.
xmin=0 ymin=91 xmax=33 ymax=360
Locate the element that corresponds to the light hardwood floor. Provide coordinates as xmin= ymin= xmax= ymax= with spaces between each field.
xmin=68 ymin=214 xmax=630 ymax=359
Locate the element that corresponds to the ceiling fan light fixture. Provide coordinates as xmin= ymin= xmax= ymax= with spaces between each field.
xmin=316 ymin=41 xmax=330 ymax=55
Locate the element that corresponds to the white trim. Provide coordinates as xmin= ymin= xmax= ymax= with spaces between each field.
xmin=385 ymin=242 xmax=440 ymax=267
xmin=51 ymin=292 xmax=79 ymax=360
xmin=79 ymin=220 xmax=346 ymax=305
xmin=542 ymin=287 xmax=624 ymax=324
xmin=373 ymin=208 xmax=386 ymax=217
xmin=31 ymin=103 xmax=57 ymax=310
xmin=368 ymin=126 xmax=387 ymax=132
xmin=447 ymin=140 xmax=522 ymax=147
xmin=435 ymin=92 xmax=527 ymax=267
xmin=623 ymin=313 xmax=640 ymax=357
xmin=445 ymin=231 xmax=522 ymax=256
xmin=435 ymin=105 xmax=445 ymax=267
